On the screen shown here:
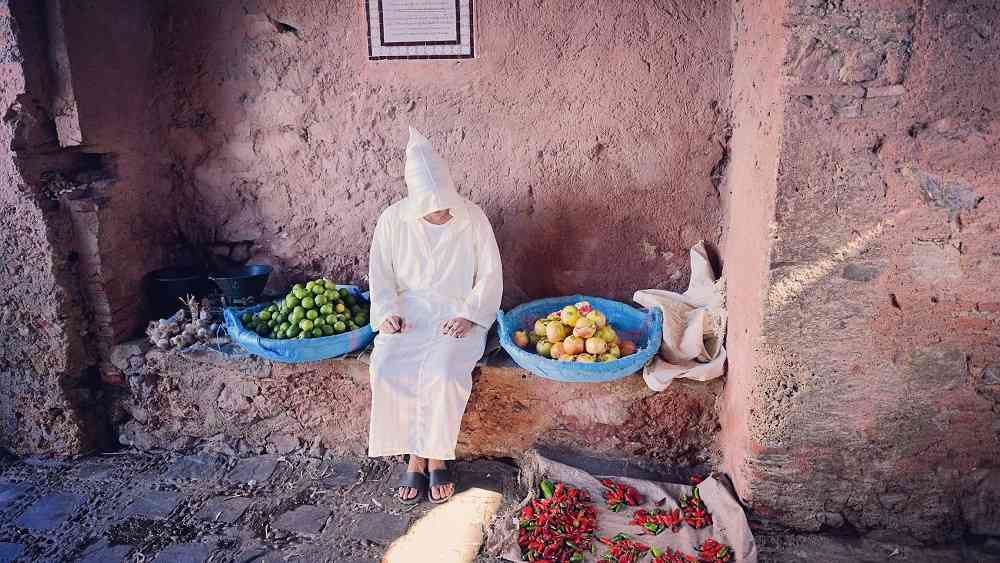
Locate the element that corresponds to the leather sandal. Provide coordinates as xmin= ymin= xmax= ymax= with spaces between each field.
xmin=428 ymin=467 xmax=455 ymax=504
xmin=398 ymin=470 xmax=428 ymax=505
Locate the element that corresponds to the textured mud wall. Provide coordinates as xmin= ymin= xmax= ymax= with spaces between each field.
xmin=113 ymin=345 xmax=721 ymax=466
xmin=58 ymin=0 xmax=179 ymax=356
xmin=158 ymin=0 xmax=732 ymax=303
xmin=716 ymin=0 xmax=786 ymax=500
xmin=723 ymin=0 xmax=1000 ymax=542
xmin=0 ymin=0 xmax=106 ymax=455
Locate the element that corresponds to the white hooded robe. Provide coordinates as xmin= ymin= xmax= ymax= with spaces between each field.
xmin=367 ymin=127 xmax=503 ymax=460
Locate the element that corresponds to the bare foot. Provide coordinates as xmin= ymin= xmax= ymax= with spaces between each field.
xmin=428 ymin=458 xmax=454 ymax=501
xmin=400 ymin=455 xmax=427 ymax=501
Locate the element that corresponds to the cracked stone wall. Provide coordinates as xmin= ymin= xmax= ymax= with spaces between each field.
xmin=0 ymin=0 xmax=107 ymax=455
xmin=721 ymin=0 xmax=1000 ymax=543
xmin=156 ymin=0 xmax=733 ymax=303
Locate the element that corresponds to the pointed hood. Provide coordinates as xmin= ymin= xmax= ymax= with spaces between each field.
xmin=402 ymin=126 xmax=465 ymax=220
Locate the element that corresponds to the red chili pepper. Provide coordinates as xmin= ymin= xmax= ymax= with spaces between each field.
xmin=652 ymin=546 xmax=700 ymax=563
xmin=679 ymin=487 xmax=714 ymax=530
xmin=598 ymin=533 xmax=650 ymax=563
xmin=600 ymin=479 xmax=644 ymax=512
xmin=518 ymin=480 xmax=597 ymax=563
xmin=694 ymin=538 xmax=734 ymax=563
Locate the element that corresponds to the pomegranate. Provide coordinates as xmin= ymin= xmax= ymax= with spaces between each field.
xmin=585 ymin=336 xmax=607 ymax=355
xmin=574 ymin=301 xmax=593 ymax=315
xmin=550 ymin=342 xmax=566 ymax=359
xmin=563 ymin=335 xmax=585 ymax=355
xmin=546 ymin=321 xmax=568 ymax=343
xmin=513 ymin=330 xmax=530 ymax=348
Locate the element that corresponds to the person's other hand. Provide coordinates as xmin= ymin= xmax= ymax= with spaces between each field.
xmin=441 ymin=317 xmax=473 ymax=338
xmin=380 ymin=316 xmax=405 ymax=333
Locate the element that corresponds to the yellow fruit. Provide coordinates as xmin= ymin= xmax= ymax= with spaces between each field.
xmin=558 ymin=354 xmax=575 ymax=362
xmin=608 ymin=344 xmax=621 ymax=358
xmin=534 ymin=318 xmax=549 ymax=337
xmin=536 ymin=340 xmax=554 ymax=358
xmin=576 ymin=353 xmax=595 ymax=363
xmin=560 ymin=305 xmax=581 ymax=327
xmin=586 ymin=310 xmax=607 ymax=328
xmin=545 ymin=321 xmax=568 ymax=343
xmin=585 ymin=337 xmax=608 ymax=355
xmin=597 ymin=325 xmax=618 ymax=344
xmin=601 ymin=353 xmax=618 ymax=362
xmin=573 ymin=317 xmax=597 ymax=338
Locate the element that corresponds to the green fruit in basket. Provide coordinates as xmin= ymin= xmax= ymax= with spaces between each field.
xmin=320 ymin=304 xmax=333 ymax=315
xmin=333 ymin=321 xmax=347 ymax=333
xmin=285 ymin=294 xmax=299 ymax=308
xmin=311 ymin=285 xmax=324 ymax=295
xmin=337 ymin=288 xmax=349 ymax=298
xmin=354 ymin=315 xmax=366 ymax=327
xmin=533 ymin=319 xmax=549 ymax=337
xmin=293 ymin=288 xmax=307 ymax=300
xmin=535 ymin=340 xmax=553 ymax=358
xmin=268 ymin=320 xmax=277 ymax=329
xmin=334 ymin=303 xmax=346 ymax=314
xmin=274 ymin=329 xmax=285 ymax=339
xmin=312 ymin=328 xmax=324 ymax=337
xmin=279 ymin=322 xmax=290 ymax=332
xmin=306 ymin=309 xmax=319 ymax=320
xmin=292 ymin=283 xmax=305 ymax=292
xmin=297 ymin=332 xmax=307 ymax=339
xmin=241 ymin=313 xmax=252 ymax=323
xmin=322 ymin=325 xmax=335 ymax=336
xmin=600 ymin=353 xmax=618 ymax=362
xmin=314 ymin=316 xmax=325 ymax=327
xmin=348 ymin=322 xmax=359 ymax=331
xmin=287 ymin=325 xmax=300 ymax=337
xmin=325 ymin=314 xmax=337 ymax=325
xmin=315 ymin=294 xmax=328 ymax=307
xmin=299 ymin=319 xmax=314 ymax=332
xmin=324 ymin=289 xmax=337 ymax=301
xmin=346 ymin=295 xmax=357 ymax=306
xmin=305 ymin=280 xmax=316 ymax=290
xmin=301 ymin=296 xmax=314 ymax=309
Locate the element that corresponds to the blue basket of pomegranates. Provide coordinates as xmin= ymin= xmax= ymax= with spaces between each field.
xmin=496 ymin=295 xmax=662 ymax=382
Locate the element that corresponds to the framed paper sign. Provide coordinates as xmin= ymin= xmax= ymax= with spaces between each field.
xmin=366 ymin=0 xmax=474 ymax=59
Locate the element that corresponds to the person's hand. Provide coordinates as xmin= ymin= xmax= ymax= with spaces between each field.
xmin=380 ymin=316 xmax=405 ymax=333
xmin=441 ymin=317 xmax=474 ymax=338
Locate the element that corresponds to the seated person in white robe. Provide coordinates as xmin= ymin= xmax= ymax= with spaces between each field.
xmin=367 ymin=127 xmax=503 ymax=504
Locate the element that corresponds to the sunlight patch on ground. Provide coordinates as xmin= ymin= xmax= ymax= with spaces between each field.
xmin=382 ymin=487 xmax=503 ymax=563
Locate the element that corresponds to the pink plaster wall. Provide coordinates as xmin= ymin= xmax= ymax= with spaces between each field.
xmin=724 ymin=0 xmax=1000 ymax=541
xmin=157 ymin=0 xmax=733 ymax=304
xmin=716 ymin=0 xmax=786 ymax=503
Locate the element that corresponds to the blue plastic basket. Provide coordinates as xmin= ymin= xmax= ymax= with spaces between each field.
xmin=224 ymin=285 xmax=375 ymax=364
xmin=497 ymin=295 xmax=662 ymax=382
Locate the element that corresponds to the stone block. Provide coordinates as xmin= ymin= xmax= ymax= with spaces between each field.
xmin=0 ymin=543 xmax=24 ymax=562
xmin=164 ymin=453 xmax=227 ymax=482
xmin=226 ymin=456 xmax=279 ymax=484
xmin=866 ymin=84 xmax=905 ymax=97
xmin=78 ymin=540 xmax=133 ymax=563
xmin=196 ymin=496 xmax=253 ymax=524
xmin=318 ymin=460 xmax=362 ymax=488
xmin=271 ymin=505 xmax=330 ymax=535
xmin=124 ymin=490 xmax=180 ymax=519
xmin=15 ymin=492 xmax=82 ymax=530
xmin=153 ymin=542 xmax=214 ymax=563
xmin=346 ymin=512 xmax=411 ymax=546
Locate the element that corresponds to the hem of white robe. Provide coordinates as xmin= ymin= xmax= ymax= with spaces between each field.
xmin=367 ymin=446 xmax=457 ymax=461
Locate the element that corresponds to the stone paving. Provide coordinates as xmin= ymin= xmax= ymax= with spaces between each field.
xmin=0 ymin=448 xmax=518 ymax=562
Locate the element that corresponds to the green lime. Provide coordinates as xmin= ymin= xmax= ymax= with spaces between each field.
xmin=314 ymin=316 xmax=325 ymax=326
xmin=287 ymin=325 xmax=300 ymax=337
xmin=279 ymin=322 xmax=290 ymax=331
xmin=315 ymin=294 xmax=328 ymax=307
xmin=290 ymin=310 xmax=304 ymax=323
xmin=324 ymin=280 xmax=336 ymax=290
xmin=241 ymin=313 xmax=252 ymax=323
xmin=299 ymin=319 xmax=314 ymax=332
xmin=320 ymin=304 xmax=333 ymax=315
xmin=353 ymin=315 xmax=366 ymax=326
xmin=311 ymin=285 xmax=324 ymax=295
xmin=301 ymin=296 xmax=315 ymax=309
xmin=292 ymin=283 xmax=305 ymax=292
xmin=324 ymin=289 xmax=337 ymax=301
xmin=293 ymin=288 xmax=307 ymax=300
xmin=285 ymin=294 xmax=300 ymax=308
xmin=305 ymin=280 xmax=315 ymax=290
xmin=312 ymin=328 xmax=324 ymax=337
xmin=259 ymin=310 xmax=270 ymax=321
xmin=306 ymin=309 xmax=319 ymax=320
xmin=322 ymin=325 xmax=334 ymax=336
xmin=333 ymin=321 xmax=346 ymax=333
xmin=268 ymin=320 xmax=277 ymax=328
xmin=326 ymin=314 xmax=337 ymax=325
xmin=348 ymin=321 xmax=358 ymax=331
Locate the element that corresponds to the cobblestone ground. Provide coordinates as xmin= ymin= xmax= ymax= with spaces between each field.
xmin=0 ymin=447 xmax=995 ymax=563
xmin=0 ymin=447 xmax=518 ymax=562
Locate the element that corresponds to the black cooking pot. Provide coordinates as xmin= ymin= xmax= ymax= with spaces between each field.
xmin=209 ymin=264 xmax=273 ymax=300
xmin=146 ymin=267 xmax=209 ymax=319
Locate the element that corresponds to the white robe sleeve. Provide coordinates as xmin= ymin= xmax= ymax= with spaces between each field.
xmin=457 ymin=209 xmax=503 ymax=328
xmin=368 ymin=211 xmax=401 ymax=331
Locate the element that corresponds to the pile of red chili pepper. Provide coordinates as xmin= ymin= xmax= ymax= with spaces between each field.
xmin=678 ymin=487 xmax=713 ymax=529
xmin=598 ymin=533 xmax=650 ymax=563
xmin=629 ymin=508 xmax=684 ymax=535
xmin=518 ymin=479 xmax=597 ymax=563
xmin=650 ymin=546 xmax=699 ymax=563
xmin=599 ymin=478 xmax=643 ymax=512
xmin=695 ymin=539 xmax=734 ymax=562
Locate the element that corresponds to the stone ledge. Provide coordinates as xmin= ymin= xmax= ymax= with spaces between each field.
xmin=111 ymin=341 xmax=722 ymax=466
